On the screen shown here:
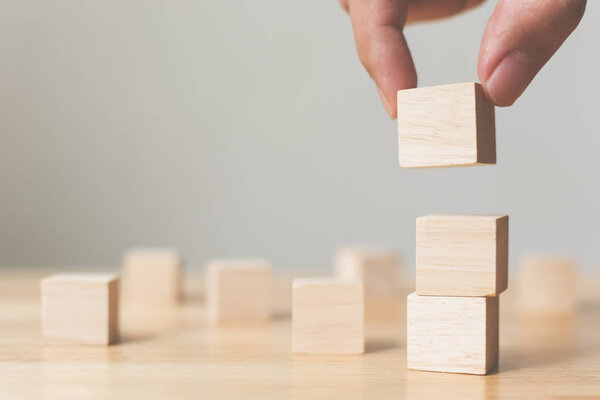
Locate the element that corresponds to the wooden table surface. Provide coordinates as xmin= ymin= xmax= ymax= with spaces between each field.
xmin=1 ymin=268 xmax=599 ymax=399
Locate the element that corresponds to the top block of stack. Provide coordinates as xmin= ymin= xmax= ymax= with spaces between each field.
xmin=416 ymin=215 xmax=508 ymax=297
xmin=397 ymin=82 xmax=496 ymax=168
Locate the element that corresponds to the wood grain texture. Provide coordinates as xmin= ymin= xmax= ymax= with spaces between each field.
xmin=397 ymin=82 xmax=496 ymax=168
xmin=516 ymin=254 xmax=577 ymax=316
xmin=407 ymin=292 xmax=498 ymax=375
xmin=416 ymin=215 xmax=508 ymax=297
xmin=2 ymin=269 xmax=600 ymax=399
xmin=292 ymin=278 xmax=364 ymax=354
xmin=334 ymin=247 xmax=401 ymax=299
xmin=41 ymin=273 xmax=119 ymax=345
xmin=122 ymin=248 xmax=183 ymax=306
xmin=206 ymin=259 xmax=271 ymax=323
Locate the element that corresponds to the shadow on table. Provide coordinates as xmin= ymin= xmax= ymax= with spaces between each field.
xmin=365 ymin=339 xmax=399 ymax=354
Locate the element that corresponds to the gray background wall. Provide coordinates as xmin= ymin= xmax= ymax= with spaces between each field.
xmin=1 ymin=1 xmax=598 ymax=270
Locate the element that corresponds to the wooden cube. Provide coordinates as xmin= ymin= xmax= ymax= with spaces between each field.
xmin=397 ymin=82 xmax=496 ymax=168
xmin=416 ymin=214 xmax=508 ymax=297
xmin=293 ymin=278 xmax=364 ymax=354
xmin=122 ymin=248 xmax=182 ymax=306
xmin=206 ymin=259 xmax=271 ymax=323
xmin=517 ymin=254 xmax=577 ymax=315
xmin=42 ymin=273 xmax=119 ymax=345
xmin=334 ymin=247 xmax=401 ymax=299
xmin=407 ymin=292 xmax=498 ymax=375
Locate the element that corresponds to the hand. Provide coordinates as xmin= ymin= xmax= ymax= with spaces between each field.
xmin=340 ymin=0 xmax=586 ymax=118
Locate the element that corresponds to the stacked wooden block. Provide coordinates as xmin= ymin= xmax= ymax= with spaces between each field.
xmin=398 ymin=82 xmax=507 ymax=375
xmin=408 ymin=215 xmax=508 ymax=374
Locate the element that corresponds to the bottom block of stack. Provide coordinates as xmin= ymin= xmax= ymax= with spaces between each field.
xmin=407 ymin=293 xmax=498 ymax=375
xmin=293 ymin=278 xmax=364 ymax=354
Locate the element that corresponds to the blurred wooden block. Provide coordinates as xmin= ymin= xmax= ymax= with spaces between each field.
xmin=517 ymin=254 xmax=577 ymax=316
xmin=42 ymin=273 xmax=119 ymax=345
xmin=363 ymin=298 xmax=403 ymax=324
xmin=334 ymin=247 xmax=401 ymax=299
xmin=407 ymin=292 xmax=498 ymax=375
xmin=122 ymin=248 xmax=182 ymax=306
xmin=397 ymin=82 xmax=496 ymax=168
xmin=416 ymin=214 xmax=508 ymax=297
xmin=206 ymin=259 xmax=271 ymax=323
xmin=293 ymin=278 xmax=364 ymax=354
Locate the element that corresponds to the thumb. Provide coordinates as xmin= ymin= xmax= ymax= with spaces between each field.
xmin=478 ymin=0 xmax=586 ymax=107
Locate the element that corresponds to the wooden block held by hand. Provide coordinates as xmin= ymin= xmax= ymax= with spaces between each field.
xmin=407 ymin=292 xmax=499 ymax=375
xmin=416 ymin=214 xmax=508 ymax=297
xmin=517 ymin=254 xmax=577 ymax=316
xmin=397 ymin=82 xmax=496 ymax=168
xmin=334 ymin=247 xmax=401 ymax=299
xmin=42 ymin=274 xmax=119 ymax=345
xmin=206 ymin=259 xmax=271 ymax=323
xmin=293 ymin=278 xmax=364 ymax=354
xmin=122 ymin=248 xmax=183 ymax=306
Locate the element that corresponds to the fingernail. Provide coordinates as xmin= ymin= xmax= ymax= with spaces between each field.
xmin=485 ymin=52 xmax=537 ymax=107
xmin=376 ymin=84 xmax=396 ymax=119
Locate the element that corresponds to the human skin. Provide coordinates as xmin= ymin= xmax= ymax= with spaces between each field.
xmin=339 ymin=0 xmax=587 ymax=118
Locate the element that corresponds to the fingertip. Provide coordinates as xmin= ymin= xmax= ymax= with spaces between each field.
xmin=376 ymin=83 xmax=397 ymax=119
xmin=482 ymin=52 xmax=537 ymax=107
xmin=481 ymin=83 xmax=515 ymax=107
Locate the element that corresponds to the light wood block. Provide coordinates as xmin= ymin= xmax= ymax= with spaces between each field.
xmin=292 ymin=278 xmax=364 ymax=354
xmin=206 ymin=259 xmax=271 ymax=323
xmin=397 ymin=82 xmax=496 ymax=168
xmin=4 ymin=270 xmax=600 ymax=398
xmin=407 ymin=292 xmax=498 ymax=375
xmin=416 ymin=214 xmax=508 ymax=297
xmin=334 ymin=247 xmax=401 ymax=299
xmin=517 ymin=254 xmax=577 ymax=316
xmin=122 ymin=248 xmax=182 ymax=306
xmin=42 ymin=273 xmax=119 ymax=345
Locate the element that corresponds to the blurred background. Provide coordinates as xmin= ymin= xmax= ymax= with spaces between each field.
xmin=0 ymin=1 xmax=598 ymax=271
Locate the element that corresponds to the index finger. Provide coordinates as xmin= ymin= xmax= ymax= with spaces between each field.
xmin=348 ymin=0 xmax=416 ymax=119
